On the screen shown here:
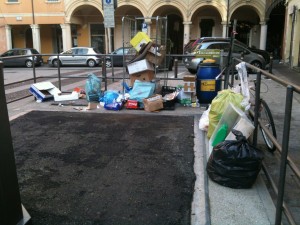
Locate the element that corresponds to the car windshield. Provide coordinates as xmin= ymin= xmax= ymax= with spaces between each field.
xmin=31 ymin=49 xmax=40 ymax=54
xmin=93 ymin=48 xmax=101 ymax=53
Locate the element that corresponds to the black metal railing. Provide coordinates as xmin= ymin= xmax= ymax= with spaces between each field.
xmin=228 ymin=57 xmax=300 ymax=225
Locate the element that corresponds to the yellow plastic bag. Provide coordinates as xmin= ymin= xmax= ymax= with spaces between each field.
xmin=207 ymin=89 xmax=244 ymax=138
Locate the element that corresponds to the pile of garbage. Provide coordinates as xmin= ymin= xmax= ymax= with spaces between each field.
xmin=29 ymin=31 xmax=200 ymax=112
xmin=199 ymin=62 xmax=264 ymax=189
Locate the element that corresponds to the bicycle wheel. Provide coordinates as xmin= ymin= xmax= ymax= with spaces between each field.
xmin=259 ymin=99 xmax=277 ymax=152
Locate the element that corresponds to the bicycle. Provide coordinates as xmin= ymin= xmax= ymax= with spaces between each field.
xmin=248 ymin=78 xmax=277 ymax=152
xmin=223 ymin=64 xmax=277 ymax=152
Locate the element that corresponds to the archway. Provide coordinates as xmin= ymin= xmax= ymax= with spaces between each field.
xmin=152 ymin=6 xmax=183 ymax=54
xmin=230 ymin=6 xmax=260 ymax=46
xmin=190 ymin=5 xmax=223 ymax=39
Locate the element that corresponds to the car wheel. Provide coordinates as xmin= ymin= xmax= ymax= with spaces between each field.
xmin=87 ymin=59 xmax=96 ymax=67
xmin=188 ymin=69 xmax=197 ymax=74
xmin=106 ymin=60 xmax=112 ymax=68
xmin=25 ymin=60 xmax=33 ymax=68
xmin=53 ymin=59 xmax=61 ymax=67
xmin=250 ymin=61 xmax=262 ymax=73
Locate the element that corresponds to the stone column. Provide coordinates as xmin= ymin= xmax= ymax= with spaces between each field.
xmin=5 ymin=25 xmax=12 ymax=50
xmin=260 ymin=22 xmax=268 ymax=50
xmin=60 ymin=23 xmax=72 ymax=51
xmin=30 ymin=24 xmax=41 ymax=52
xmin=221 ymin=22 xmax=228 ymax=37
xmin=183 ymin=21 xmax=192 ymax=45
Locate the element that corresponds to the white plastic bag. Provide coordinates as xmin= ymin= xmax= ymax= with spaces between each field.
xmin=199 ymin=105 xmax=211 ymax=131
xmin=235 ymin=62 xmax=250 ymax=110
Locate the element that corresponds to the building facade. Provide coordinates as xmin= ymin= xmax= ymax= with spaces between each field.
xmin=0 ymin=0 xmax=299 ymax=68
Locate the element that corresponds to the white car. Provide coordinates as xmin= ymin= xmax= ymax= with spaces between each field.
xmin=48 ymin=47 xmax=102 ymax=67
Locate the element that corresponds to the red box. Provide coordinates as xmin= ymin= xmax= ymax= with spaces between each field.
xmin=126 ymin=100 xmax=139 ymax=109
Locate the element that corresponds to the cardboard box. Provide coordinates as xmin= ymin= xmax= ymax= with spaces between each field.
xmin=183 ymin=75 xmax=196 ymax=82
xmin=29 ymin=82 xmax=61 ymax=101
xmin=130 ymin=32 xmax=152 ymax=52
xmin=146 ymin=45 xmax=166 ymax=65
xmin=143 ymin=94 xmax=164 ymax=112
xmin=130 ymin=70 xmax=155 ymax=86
xmin=54 ymin=91 xmax=79 ymax=102
xmin=127 ymin=59 xmax=154 ymax=75
xmin=183 ymin=82 xmax=195 ymax=92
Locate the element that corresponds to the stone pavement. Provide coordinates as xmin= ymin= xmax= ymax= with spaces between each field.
xmin=6 ymin=61 xmax=300 ymax=225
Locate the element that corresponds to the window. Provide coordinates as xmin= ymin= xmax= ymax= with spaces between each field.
xmin=7 ymin=0 xmax=19 ymax=2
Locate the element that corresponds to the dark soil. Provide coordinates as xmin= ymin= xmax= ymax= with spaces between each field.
xmin=10 ymin=111 xmax=196 ymax=225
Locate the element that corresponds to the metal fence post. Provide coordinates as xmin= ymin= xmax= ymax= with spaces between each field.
xmin=174 ymin=58 xmax=178 ymax=78
xmin=275 ymin=85 xmax=294 ymax=225
xmin=269 ymin=53 xmax=273 ymax=74
xmin=252 ymin=70 xmax=261 ymax=147
xmin=0 ymin=62 xmax=25 ymax=225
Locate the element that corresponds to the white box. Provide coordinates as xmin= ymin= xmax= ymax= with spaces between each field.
xmin=29 ymin=82 xmax=61 ymax=101
xmin=127 ymin=59 xmax=154 ymax=75
xmin=54 ymin=91 xmax=79 ymax=102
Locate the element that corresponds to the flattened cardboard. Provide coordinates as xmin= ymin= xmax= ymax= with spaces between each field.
xmin=29 ymin=82 xmax=61 ymax=101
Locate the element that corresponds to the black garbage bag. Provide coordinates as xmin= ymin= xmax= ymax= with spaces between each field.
xmin=206 ymin=129 xmax=264 ymax=189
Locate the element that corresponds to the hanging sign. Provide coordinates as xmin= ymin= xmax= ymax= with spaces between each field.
xmin=103 ymin=0 xmax=115 ymax=28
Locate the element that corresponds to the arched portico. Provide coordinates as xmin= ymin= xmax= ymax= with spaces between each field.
xmin=230 ymin=1 xmax=266 ymax=49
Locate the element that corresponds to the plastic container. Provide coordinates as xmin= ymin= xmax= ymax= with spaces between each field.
xmin=196 ymin=63 xmax=221 ymax=104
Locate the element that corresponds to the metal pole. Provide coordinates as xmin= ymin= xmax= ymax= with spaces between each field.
xmin=174 ymin=58 xmax=178 ymax=78
xmin=57 ymin=55 xmax=62 ymax=91
xmin=0 ymin=61 xmax=24 ymax=225
xmin=289 ymin=6 xmax=296 ymax=68
xmin=252 ymin=70 xmax=261 ymax=147
xmin=269 ymin=53 xmax=273 ymax=74
xmin=31 ymin=0 xmax=35 ymax=24
xmin=226 ymin=0 xmax=230 ymax=37
xmin=275 ymin=86 xmax=294 ymax=225
xmin=224 ymin=19 xmax=236 ymax=89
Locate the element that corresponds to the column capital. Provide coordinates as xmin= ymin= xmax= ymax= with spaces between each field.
xmin=30 ymin=24 xmax=40 ymax=29
xmin=5 ymin=24 xmax=11 ymax=30
xmin=183 ymin=21 xmax=192 ymax=25
xmin=260 ymin=21 xmax=267 ymax=26
xmin=144 ymin=18 xmax=152 ymax=24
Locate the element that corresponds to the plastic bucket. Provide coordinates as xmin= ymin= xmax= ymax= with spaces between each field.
xmin=196 ymin=63 xmax=221 ymax=104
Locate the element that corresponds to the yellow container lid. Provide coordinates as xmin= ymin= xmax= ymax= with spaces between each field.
xmin=203 ymin=59 xmax=216 ymax=63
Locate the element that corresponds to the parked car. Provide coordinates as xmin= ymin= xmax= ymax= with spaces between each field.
xmin=185 ymin=37 xmax=271 ymax=65
xmin=105 ymin=47 xmax=137 ymax=68
xmin=183 ymin=41 xmax=266 ymax=74
xmin=0 ymin=48 xmax=43 ymax=68
xmin=48 ymin=47 xmax=101 ymax=67
xmin=183 ymin=39 xmax=197 ymax=54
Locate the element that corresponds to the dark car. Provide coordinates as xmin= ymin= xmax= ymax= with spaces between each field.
xmin=0 ymin=48 xmax=43 ymax=68
xmin=185 ymin=37 xmax=271 ymax=65
xmin=105 ymin=47 xmax=137 ymax=68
